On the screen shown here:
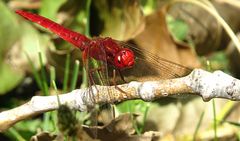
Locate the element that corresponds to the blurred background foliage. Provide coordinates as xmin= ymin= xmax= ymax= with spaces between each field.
xmin=1 ymin=0 xmax=240 ymax=140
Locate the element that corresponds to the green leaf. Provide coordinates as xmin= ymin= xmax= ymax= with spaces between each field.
xmin=0 ymin=2 xmax=22 ymax=94
xmin=167 ymin=15 xmax=189 ymax=41
xmin=0 ymin=64 xmax=23 ymax=94
xmin=0 ymin=1 xmax=20 ymax=55
xmin=14 ymin=120 xmax=42 ymax=132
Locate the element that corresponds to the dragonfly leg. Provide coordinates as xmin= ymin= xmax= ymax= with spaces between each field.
xmin=112 ymin=69 xmax=128 ymax=95
xmin=88 ymin=67 xmax=108 ymax=85
xmin=118 ymin=69 xmax=127 ymax=83
xmin=96 ymin=67 xmax=107 ymax=84
xmin=89 ymin=66 xmax=107 ymax=85
xmin=88 ymin=70 xmax=99 ymax=103
xmin=110 ymin=104 xmax=116 ymax=119
xmin=88 ymin=66 xmax=110 ymax=101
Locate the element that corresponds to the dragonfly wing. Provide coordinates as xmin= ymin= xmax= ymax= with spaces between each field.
xmin=84 ymin=44 xmax=114 ymax=138
xmin=117 ymin=41 xmax=192 ymax=82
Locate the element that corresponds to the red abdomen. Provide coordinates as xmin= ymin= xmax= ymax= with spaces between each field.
xmin=16 ymin=10 xmax=90 ymax=50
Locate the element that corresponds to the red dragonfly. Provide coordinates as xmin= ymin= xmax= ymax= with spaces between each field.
xmin=15 ymin=10 xmax=191 ymax=81
xmin=15 ymin=9 xmax=191 ymax=137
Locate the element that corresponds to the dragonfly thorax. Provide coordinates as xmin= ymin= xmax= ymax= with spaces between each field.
xmin=89 ymin=37 xmax=135 ymax=69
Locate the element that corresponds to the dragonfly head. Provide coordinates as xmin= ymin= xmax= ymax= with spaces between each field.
xmin=114 ymin=48 xmax=135 ymax=69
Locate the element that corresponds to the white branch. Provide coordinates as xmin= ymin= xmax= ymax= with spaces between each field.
xmin=0 ymin=69 xmax=240 ymax=132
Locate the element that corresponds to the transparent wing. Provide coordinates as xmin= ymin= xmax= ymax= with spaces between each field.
xmin=116 ymin=40 xmax=192 ymax=82
xmin=84 ymin=44 xmax=114 ymax=138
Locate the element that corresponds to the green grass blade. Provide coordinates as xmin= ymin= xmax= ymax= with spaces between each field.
xmin=50 ymin=66 xmax=56 ymax=89
xmin=47 ymin=80 xmax=60 ymax=132
xmin=52 ymin=80 xmax=58 ymax=91
xmin=81 ymin=67 xmax=88 ymax=88
xmin=92 ymin=59 xmax=103 ymax=85
xmin=212 ymin=99 xmax=218 ymax=141
xmin=63 ymin=53 xmax=70 ymax=92
xmin=38 ymin=52 xmax=49 ymax=96
xmin=127 ymin=101 xmax=141 ymax=135
xmin=25 ymin=52 xmax=42 ymax=91
xmin=43 ymin=80 xmax=57 ymax=131
xmin=216 ymin=101 xmax=236 ymax=126
xmin=224 ymin=120 xmax=240 ymax=127
xmin=8 ymin=127 xmax=26 ymax=141
xmin=193 ymin=111 xmax=205 ymax=141
xmin=70 ymin=60 xmax=80 ymax=91
xmin=52 ymin=80 xmax=60 ymax=105
xmin=43 ymin=112 xmax=51 ymax=131
xmin=85 ymin=0 xmax=91 ymax=37
xmin=139 ymin=103 xmax=150 ymax=133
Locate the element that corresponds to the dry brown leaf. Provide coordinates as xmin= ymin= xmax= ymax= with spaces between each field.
xmin=132 ymin=7 xmax=200 ymax=68
xmin=167 ymin=3 xmax=222 ymax=56
xmin=30 ymin=132 xmax=58 ymax=141
xmin=90 ymin=0 xmax=145 ymax=41
xmin=83 ymin=113 xmax=135 ymax=141
xmin=83 ymin=113 xmax=163 ymax=141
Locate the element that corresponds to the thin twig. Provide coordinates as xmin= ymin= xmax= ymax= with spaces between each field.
xmin=1 ymin=69 xmax=240 ymax=132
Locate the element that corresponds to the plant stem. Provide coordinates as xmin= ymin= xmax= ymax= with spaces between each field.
xmin=212 ymin=99 xmax=218 ymax=141
xmin=38 ymin=52 xmax=49 ymax=96
xmin=70 ymin=60 xmax=80 ymax=91
xmin=63 ymin=53 xmax=70 ymax=92
xmin=193 ymin=111 xmax=205 ymax=141
xmin=50 ymin=66 xmax=56 ymax=89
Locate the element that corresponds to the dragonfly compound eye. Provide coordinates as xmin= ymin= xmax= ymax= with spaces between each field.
xmin=114 ymin=49 xmax=135 ymax=69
